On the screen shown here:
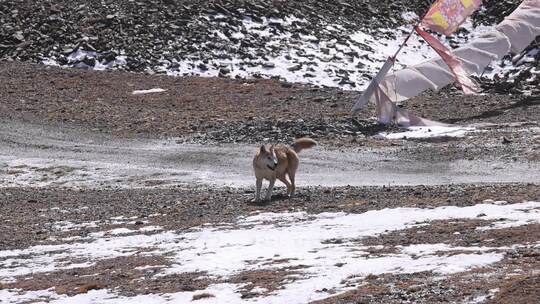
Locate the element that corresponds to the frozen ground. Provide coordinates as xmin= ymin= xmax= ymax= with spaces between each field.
xmin=1 ymin=201 xmax=539 ymax=303
xmin=374 ymin=126 xmax=475 ymax=140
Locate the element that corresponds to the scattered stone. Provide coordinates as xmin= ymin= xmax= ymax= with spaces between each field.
xmin=219 ymin=67 xmax=231 ymax=76
xmin=288 ymin=64 xmax=302 ymax=72
xmin=76 ymin=283 xmax=106 ymax=294
xmin=192 ymin=293 xmax=215 ymax=301
xmin=12 ymin=32 xmax=24 ymax=41
xmin=262 ymin=62 xmax=275 ymax=68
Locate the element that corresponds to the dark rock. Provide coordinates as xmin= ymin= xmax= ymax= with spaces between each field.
xmin=219 ymin=67 xmax=231 ymax=76
xmin=82 ymin=56 xmax=96 ymax=67
xmin=288 ymin=64 xmax=302 ymax=72
xmin=12 ymin=32 xmax=24 ymax=41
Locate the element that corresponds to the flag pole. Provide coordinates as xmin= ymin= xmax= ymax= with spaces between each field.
xmin=391 ymin=25 xmax=419 ymax=61
xmin=352 ymin=2 xmax=435 ymax=115
xmin=391 ymin=1 xmax=436 ymax=60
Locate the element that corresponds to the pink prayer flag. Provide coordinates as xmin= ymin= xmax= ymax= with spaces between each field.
xmin=415 ymin=26 xmax=479 ymax=94
xmin=422 ymin=0 xmax=482 ymax=35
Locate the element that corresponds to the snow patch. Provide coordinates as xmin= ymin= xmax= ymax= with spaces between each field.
xmin=52 ymin=220 xmax=99 ymax=231
xmin=159 ymin=15 xmax=438 ymax=90
xmin=132 ymin=88 xmax=166 ymax=95
xmin=375 ymin=126 xmax=475 ymax=140
xmin=1 ymin=202 xmax=539 ymax=303
xmin=43 ymin=50 xmax=127 ymax=71
xmin=38 ymin=15 xmax=537 ymax=93
xmin=464 ymin=288 xmax=500 ymax=304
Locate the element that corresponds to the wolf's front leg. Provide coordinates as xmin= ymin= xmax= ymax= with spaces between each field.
xmin=255 ymin=178 xmax=263 ymax=202
xmin=265 ymin=178 xmax=275 ymax=202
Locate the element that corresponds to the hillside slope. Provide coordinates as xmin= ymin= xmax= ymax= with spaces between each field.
xmin=1 ymin=0 xmax=537 ymax=92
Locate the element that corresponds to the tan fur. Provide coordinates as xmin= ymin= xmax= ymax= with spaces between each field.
xmin=291 ymin=138 xmax=317 ymax=153
xmin=253 ymin=138 xmax=317 ymax=202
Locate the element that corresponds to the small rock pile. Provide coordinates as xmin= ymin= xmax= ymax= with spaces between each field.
xmin=183 ymin=117 xmax=395 ymax=144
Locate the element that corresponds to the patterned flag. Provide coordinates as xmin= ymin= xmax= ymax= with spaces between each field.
xmin=415 ymin=26 xmax=479 ymax=94
xmin=422 ymin=0 xmax=482 ymax=35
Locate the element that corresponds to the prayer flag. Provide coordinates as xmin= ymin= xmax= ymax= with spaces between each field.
xmin=415 ymin=26 xmax=480 ymax=94
xmin=422 ymin=0 xmax=482 ymax=35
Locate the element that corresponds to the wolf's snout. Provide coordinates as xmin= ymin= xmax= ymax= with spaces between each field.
xmin=267 ymin=162 xmax=277 ymax=170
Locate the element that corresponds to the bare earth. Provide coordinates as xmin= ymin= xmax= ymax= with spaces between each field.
xmin=0 ymin=62 xmax=539 ymax=303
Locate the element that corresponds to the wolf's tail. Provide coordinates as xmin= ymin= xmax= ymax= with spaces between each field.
xmin=291 ymin=138 xmax=317 ymax=153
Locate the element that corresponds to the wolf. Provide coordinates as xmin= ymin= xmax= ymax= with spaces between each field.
xmin=252 ymin=138 xmax=317 ymax=202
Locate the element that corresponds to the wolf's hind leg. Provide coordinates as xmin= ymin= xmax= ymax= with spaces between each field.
xmin=287 ymin=171 xmax=296 ymax=197
xmin=277 ymin=175 xmax=292 ymax=197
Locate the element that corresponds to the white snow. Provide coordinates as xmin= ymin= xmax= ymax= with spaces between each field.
xmin=401 ymin=11 xmax=419 ymax=23
xmin=162 ymin=18 xmax=437 ymax=91
xmin=375 ymin=126 xmax=475 ymax=140
xmin=43 ymin=50 xmax=127 ymax=71
xmin=1 ymin=202 xmax=539 ymax=303
xmin=132 ymin=88 xmax=167 ymax=95
xmin=139 ymin=225 xmax=163 ymax=232
xmin=52 ymin=220 xmax=99 ymax=231
xmin=476 ymin=219 xmax=538 ymax=231
xmin=105 ymin=228 xmax=135 ymax=235
xmin=38 ymin=14 xmax=537 ymax=94
xmin=464 ymin=288 xmax=500 ymax=304
xmin=156 ymin=14 xmax=533 ymax=92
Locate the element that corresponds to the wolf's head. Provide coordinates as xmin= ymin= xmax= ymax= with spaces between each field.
xmin=259 ymin=145 xmax=278 ymax=170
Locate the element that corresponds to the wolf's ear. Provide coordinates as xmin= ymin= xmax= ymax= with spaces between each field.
xmin=260 ymin=145 xmax=267 ymax=154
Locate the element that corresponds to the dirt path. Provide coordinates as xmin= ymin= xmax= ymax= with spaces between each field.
xmin=1 ymin=120 xmax=539 ymax=189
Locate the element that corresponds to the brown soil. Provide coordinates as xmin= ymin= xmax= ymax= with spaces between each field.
xmin=360 ymin=221 xmax=540 ymax=248
xmin=1 ymin=62 xmax=538 ymax=146
xmin=229 ymin=265 xmax=309 ymax=298
xmin=489 ymin=274 xmax=540 ymax=304
xmin=1 ymin=184 xmax=538 ymax=302
xmin=0 ymin=62 xmax=356 ymax=139
xmin=1 ymin=184 xmax=538 ymax=251
xmin=3 ymin=255 xmax=210 ymax=297
xmin=192 ymin=293 xmax=216 ymax=301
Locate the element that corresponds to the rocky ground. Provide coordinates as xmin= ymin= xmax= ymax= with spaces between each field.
xmin=0 ymin=0 xmax=432 ymax=68
xmin=2 ymin=184 xmax=539 ymax=251
xmin=1 ymin=61 xmax=539 ymax=145
xmin=1 ymin=0 xmax=538 ymax=90
xmin=1 ymin=0 xmax=540 ymax=303
xmin=0 ymin=61 xmax=539 ymax=303
xmin=1 ymin=185 xmax=539 ymax=303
